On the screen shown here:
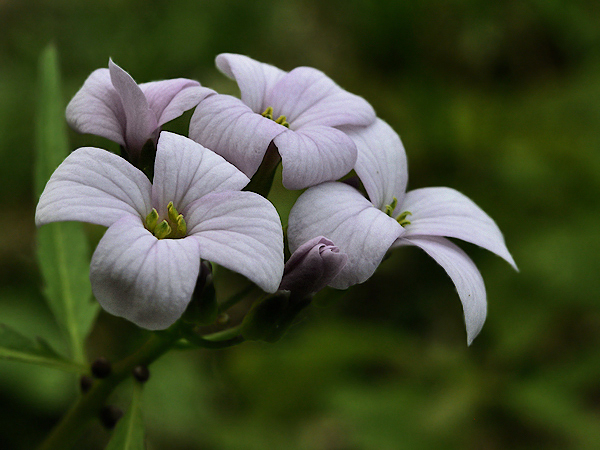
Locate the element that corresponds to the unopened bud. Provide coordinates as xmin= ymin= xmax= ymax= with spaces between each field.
xmin=91 ymin=357 xmax=111 ymax=379
xmin=100 ymin=405 xmax=123 ymax=429
xmin=79 ymin=375 xmax=93 ymax=393
xmin=132 ymin=365 xmax=150 ymax=383
xmin=280 ymin=236 xmax=347 ymax=296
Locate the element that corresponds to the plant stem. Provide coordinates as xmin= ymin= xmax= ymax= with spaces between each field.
xmin=37 ymin=330 xmax=179 ymax=450
xmin=218 ymin=284 xmax=256 ymax=314
xmin=181 ymin=324 xmax=244 ymax=349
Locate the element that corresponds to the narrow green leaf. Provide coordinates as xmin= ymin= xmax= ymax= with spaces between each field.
xmin=34 ymin=44 xmax=99 ymax=363
xmin=0 ymin=324 xmax=86 ymax=373
xmin=34 ymin=44 xmax=69 ymax=199
xmin=106 ymin=383 xmax=146 ymax=450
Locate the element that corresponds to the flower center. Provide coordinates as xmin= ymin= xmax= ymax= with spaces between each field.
xmin=144 ymin=201 xmax=187 ymax=239
xmin=383 ymin=197 xmax=412 ymax=227
xmin=261 ymin=106 xmax=289 ymax=128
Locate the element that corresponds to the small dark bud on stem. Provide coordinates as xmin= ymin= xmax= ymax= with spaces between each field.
xmin=79 ymin=375 xmax=93 ymax=393
xmin=216 ymin=313 xmax=230 ymax=325
xmin=99 ymin=405 xmax=123 ymax=429
xmin=91 ymin=357 xmax=112 ymax=379
xmin=132 ymin=365 xmax=150 ymax=383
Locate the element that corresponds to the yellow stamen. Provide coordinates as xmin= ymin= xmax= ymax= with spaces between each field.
xmin=275 ymin=115 xmax=290 ymax=128
xmin=154 ymin=220 xmax=172 ymax=239
xmin=396 ymin=211 xmax=412 ymax=227
xmin=261 ymin=106 xmax=274 ymax=120
xmin=384 ymin=197 xmax=398 ymax=217
xmin=145 ymin=208 xmax=159 ymax=232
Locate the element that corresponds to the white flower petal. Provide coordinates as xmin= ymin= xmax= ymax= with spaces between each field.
xmin=90 ymin=216 xmax=201 ymax=330
xmin=288 ymin=182 xmax=404 ymax=289
xmin=397 ymin=236 xmax=487 ymax=345
xmin=401 ymin=187 xmax=517 ymax=270
xmin=36 ymin=147 xmax=152 ymax=227
xmin=139 ymin=80 xmax=214 ymax=126
xmin=65 ymin=68 xmax=126 ymax=147
xmin=343 ymin=118 xmax=409 ymax=209
xmin=109 ymin=60 xmax=158 ymax=158
xmin=275 ymin=126 xmax=357 ymax=190
xmin=152 ymin=132 xmax=249 ymax=214
xmin=216 ymin=53 xmax=287 ymax=113
xmin=186 ymin=191 xmax=284 ymax=293
xmin=267 ymin=66 xmax=375 ymax=129
xmin=189 ymin=94 xmax=285 ymax=178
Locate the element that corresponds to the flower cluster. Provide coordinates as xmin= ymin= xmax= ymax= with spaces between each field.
xmin=36 ymin=55 xmax=516 ymax=343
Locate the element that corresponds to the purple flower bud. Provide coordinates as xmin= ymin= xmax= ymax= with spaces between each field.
xmin=279 ymin=236 xmax=347 ymax=296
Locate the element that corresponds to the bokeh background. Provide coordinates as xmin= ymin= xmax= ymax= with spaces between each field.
xmin=1 ymin=0 xmax=600 ymax=448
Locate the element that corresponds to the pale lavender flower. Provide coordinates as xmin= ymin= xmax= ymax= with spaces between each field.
xmin=36 ymin=132 xmax=284 ymax=330
xmin=288 ymin=119 xmax=517 ymax=344
xmin=66 ymin=60 xmax=213 ymax=164
xmin=189 ymin=53 xmax=376 ymax=190
xmin=279 ymin=236 xmax=347 ymax=297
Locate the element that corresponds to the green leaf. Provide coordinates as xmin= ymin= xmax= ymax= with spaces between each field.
xmin=106 ymin=383 xmax=146 ymax=450
xmin=34 ymin=44 xmax=69 ymax=199
xmin=0 ymin=324 xmax=85 ymax=373
xmin=34 ymin=44 xmax=99 ymax=363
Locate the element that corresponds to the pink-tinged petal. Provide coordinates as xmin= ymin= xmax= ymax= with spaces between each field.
xmin=216 ymin=53 xmax=287 ymax=113
xmin=288 ymin=182 xmax=404 ymax=289
xmin=186 ymin=191 xmax=284 ymax=293
xmin=139 ymin=79 xmax=214 ymax=126
xmin=36 ymin=147 xmax=152 ymax=227
xmin=343 ymin=119 xmax=409 ymax=209
xmin=401 ymin=187 xmax=517 ymax=270
xmin=275 ymin=126 xmax=358 ymax=190
xmin=280 ymin=236 xmax=347 ymax=295
xmin=267 ymin=67 xmax=376 ymax=129
xmin=396 ymin=236 xmax=487 ymax=345
xmin=189 ymin=94 xmax=285 ymax=177
xmin=90 ymin=216 xmax=201 ymax=330
xmin=152 ymin=132 xmax=249 ymax=214
xmin=109 ymin=60 xmax=158 ymax=158
xmin=65 ymin=68 xmax=126 ymax=146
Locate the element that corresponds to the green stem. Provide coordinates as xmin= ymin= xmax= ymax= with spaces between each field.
xmin=218 ymin=284 xmax=256 ymax=314
xmin=202 ymin=324 xmax=244 ymax=342
xmin=181 ymin=325 xmax=244 ymax=349
xmin=37 ymin=330 xmax=180 ymax=450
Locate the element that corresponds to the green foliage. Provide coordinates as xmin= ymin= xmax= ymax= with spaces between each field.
xmin=34 ymin=45 xmax=98 ymax=364
xmin=34 ymin=45 xmax=70 ymax=199
xmin=0 ymin=324 xmax=84 ymax=373
xmin=106 ymin=384 xmax=146 ymax=450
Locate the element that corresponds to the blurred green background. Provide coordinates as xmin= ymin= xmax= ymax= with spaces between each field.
xmin=1 ymin=0 xmax=600 ymax=448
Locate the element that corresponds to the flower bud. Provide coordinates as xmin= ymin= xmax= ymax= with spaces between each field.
xmin=100 ymin=405 xmax=123 ymax=429
xmin=91 ymin=357 xmax=111 ymax=379
xmin=132 ymin=365 xmax=150 ymax=383
xmin=79 ymin=375 xmax=94 ymax=393
xmin=279 ymin=236 xmax=347 ymax=296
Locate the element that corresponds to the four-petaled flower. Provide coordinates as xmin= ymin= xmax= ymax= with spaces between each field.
xmin=189 ymin=53 xmax=376 ymax=190
xmin=36 ymin=132 xmax=284 ymax=330
xmin=66 ymin=59 xmax=214 ymax=165
xmin=288 ymin=119 xmax=518 ymax=344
